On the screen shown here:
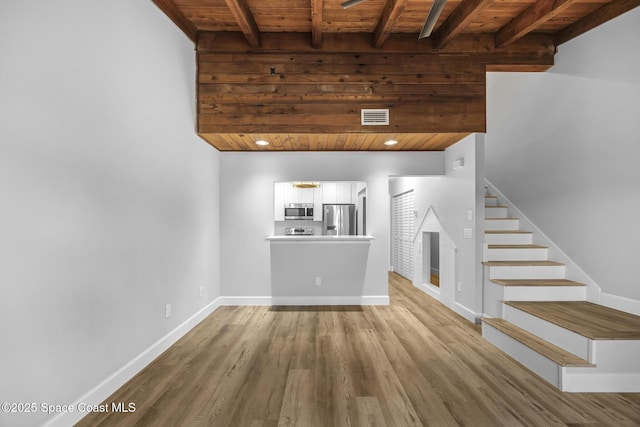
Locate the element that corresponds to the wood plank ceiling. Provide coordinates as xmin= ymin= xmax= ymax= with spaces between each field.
xmin=152 ymin=0 xmax=638 ymax=151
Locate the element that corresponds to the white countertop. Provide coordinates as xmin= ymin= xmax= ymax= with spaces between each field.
xmin=267 ymin=235 xmax=375 ymax=242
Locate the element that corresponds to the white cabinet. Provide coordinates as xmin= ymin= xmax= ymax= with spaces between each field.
xmin=275 ymin=182 xmax=319 ymax=221
xmin=285 ymin=184 xmax=314 ymax=204
xmin=337 ymin=182 xmax=353 ymax=203
xmin=322 ymin=182 xmax=353 ymax=204
xmin=313 ymin=188 xmax=323 ymax=221
xmin=322 ymin=182 xmax=337 ymax=204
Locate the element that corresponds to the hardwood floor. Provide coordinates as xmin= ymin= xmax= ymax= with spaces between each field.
xmin=77 ymin=273 xmax=640 ymax=426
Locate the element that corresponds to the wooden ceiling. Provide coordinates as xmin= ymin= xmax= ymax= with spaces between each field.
xmin=152 ymin=0 xmax=638 ymax=151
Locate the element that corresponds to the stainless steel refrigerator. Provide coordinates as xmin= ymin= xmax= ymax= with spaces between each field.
xmin=322 ymin=204 xmax=356 ymax=236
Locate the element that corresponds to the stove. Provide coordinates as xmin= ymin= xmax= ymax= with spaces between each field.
xmin=285 ymin=227 xmax=314 ymax=236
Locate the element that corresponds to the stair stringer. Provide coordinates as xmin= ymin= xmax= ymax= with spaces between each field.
xmin=484 ymin=179 xmax=601 ymax=303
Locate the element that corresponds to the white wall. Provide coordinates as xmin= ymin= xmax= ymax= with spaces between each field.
xmin=0 ymin=1 xmax=220 ymax=426
xmin=220 ymin=151 xmax=444 ymax=299
xmin=389 ymin=134 xmax=484 ymax=320
xmin=485 ymin=8 xmax=640 ymax=303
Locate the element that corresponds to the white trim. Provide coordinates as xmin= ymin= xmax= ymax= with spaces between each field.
xmin=220 ymin=295 xmax=390 ymax=306
xmin=599 ymin=292 xmax=640 ymax=316
xmin=413 ymin=282 xmax=480 ymax=324
xmin=415 ymin=281 xmax=441 ymax=299
xmin=453 ymin=301 xmax=481 ymax=324
xmin=44 ymin=297 xmax=224 ymax=427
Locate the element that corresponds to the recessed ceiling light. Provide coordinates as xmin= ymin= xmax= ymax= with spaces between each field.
xmin=384 ymin=139 xmax=398 ymax=146
xmin=255 ymin=140 xmax=269 ymax=146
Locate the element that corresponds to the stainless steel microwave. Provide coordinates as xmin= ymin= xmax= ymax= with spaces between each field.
xmin=284 ymin=203 xmax=314 ymax=220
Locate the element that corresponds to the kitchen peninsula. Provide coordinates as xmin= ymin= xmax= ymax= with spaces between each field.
xmin=266 ymin=235 xmax=376 ymax=305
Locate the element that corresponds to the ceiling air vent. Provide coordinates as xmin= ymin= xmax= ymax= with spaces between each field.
xmin=361 ymin=109 xmax=389 ymax=126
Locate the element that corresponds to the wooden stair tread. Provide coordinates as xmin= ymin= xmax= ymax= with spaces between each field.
xmin=487 ymin=244 xmax=547 ymax=249
xmin=504 ymin=301 xmax=640 ymax=340
xmin=482 ymin=260 xmax=564 ymax=267
xmin=483 ymin=318 xmax=594 ymax=367
xmin=485 ymin=230 xmax=532 ymax=234
xmin=491 ymin=279 xmax=585 ymax=287
xmin=485 ymin=195 xmax=497 ymax=198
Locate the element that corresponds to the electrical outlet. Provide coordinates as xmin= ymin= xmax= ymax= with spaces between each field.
xmin=457 ymin=282 xmax=462 ymax=292
xmin=199 ymin=286 xmax=204 ymax=297
xmin=463 ymin=228 xmax=473 ymax=239
xmin=165 ymin=304 xmax=171 ymax=318
xmin=315 ymin=277 xmax=322 ymax=286
xmin=467 ymin=210 xmax=473 ymax=220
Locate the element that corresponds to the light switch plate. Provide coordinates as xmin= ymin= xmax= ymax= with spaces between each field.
xmin=467 ymin=210 xmax=473 ymax=220
xmin=463 ymin=228 xmax=473 ymax=239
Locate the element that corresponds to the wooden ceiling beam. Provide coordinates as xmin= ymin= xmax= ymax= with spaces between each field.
xmin=373 ymin=0 xmax=409 ymax=48
xmin=197 ymin=32 xmax=554 ymax=72
xmin=496 ymin=0 xmax=577 ymax=47
xmin=311 ymin=0 xmax=323 ymax=49
xmin=150 ymin=0 xmax=197 ymax=43
xmin=432 ymin=0 xmax=495 ymax=49
xmin=199 ymin=31 xmax=554 ymax=54
xmin=556 ymin=0 xmax=640 ymax=45
xmin=223 ymin=0 xmax=261 ymax=47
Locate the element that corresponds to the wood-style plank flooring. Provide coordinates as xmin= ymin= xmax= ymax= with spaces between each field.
xmin=77 ymin=273 xmax=640 ymax=426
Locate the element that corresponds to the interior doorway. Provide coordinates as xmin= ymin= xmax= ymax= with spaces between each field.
xmin=391 ymin=190 xmax=414 ymax=280
xmin=422 ymin=232 xmax=440 ymax=287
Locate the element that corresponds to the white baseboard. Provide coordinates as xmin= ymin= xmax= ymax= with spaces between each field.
xmin=415 ymin=282 xmax=441 ymax=299
xmin=598 ymin=292 xmax=640 ymax=316
xmin=220 ymin=295 xmax=390 ymax=306
xmin=453 ymin=301 xmax=481 ymax=324
xmin=44 ymin=297 xmax=224 ymax=427
xmin=413 ymin=282 xmax=480 ymax=324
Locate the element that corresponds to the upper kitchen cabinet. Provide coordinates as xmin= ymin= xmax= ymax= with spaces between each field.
xmin=285 ymin=182 xmax=316 ymax=204
xmin=274 ymin=182 xmax=320 ymax=221
xmin=322 ymin=182 xmax=354 ymax=204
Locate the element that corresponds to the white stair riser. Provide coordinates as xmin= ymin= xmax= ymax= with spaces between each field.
xmin=563 ymin=371 xmax=640 ymax=392
xmin=503 ymin=285 xmax=587 ymax=302
xmin=503 ymin=304 xmax=591 ymax=361
xmin=485 ymin=207 xmax=508 ymax=218
xmin=563 ymin=340 xmax=640 ymax=392
xmin=482 ymin=322 xmax=562 ymax=389
xmin=485 ymin=219 xmax=520 ymax=230
xmin=484 ymin=233 xmax=533 ymax=245
xmin=488 ymin=265 xmax=566 ymax=280
xmin=485 ymin=247 xmax=549 ymax=261
xmin=485 ymin=197 xmax=498 ymax=206
xmin=482 ymin=280 xmax=586 ymax=318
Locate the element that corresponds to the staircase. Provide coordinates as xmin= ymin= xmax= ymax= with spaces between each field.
xmin=481 ymin=189 xmax=640 ymax=392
